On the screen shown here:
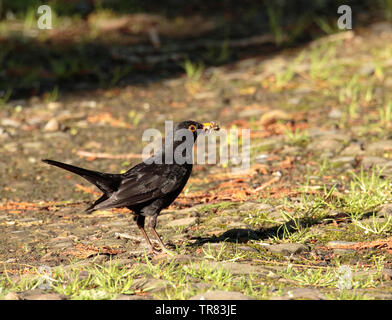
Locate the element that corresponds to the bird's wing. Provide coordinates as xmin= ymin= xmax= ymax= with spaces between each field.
xmin=92 ymin=163 xmax=190 ymax=210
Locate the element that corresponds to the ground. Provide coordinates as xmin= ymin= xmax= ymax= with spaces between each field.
xmin=2 ymin=17 xmax=392 ymax=300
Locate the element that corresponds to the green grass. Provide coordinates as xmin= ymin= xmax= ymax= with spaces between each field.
xmin=1 ymin=260 xmax=137 ymax=300
xmin=243 ymin=166 xmax=392 ymax=246
xmin=51 ymin=262 xmax=136 ymax=299
xmin=379 ymin=0 xmax=392 ymax=21
xmin=278 ymin=263 xmax=382 ymax=290
xmin=315 ymin=17 xmax=341 ymax=35
xmin=43 ymin=85 xmax=59 ymax=103
xmin=309 ymin=41 xmax=340 ymax=81
xmin=278 ymin=264 xmax=337 ymax=287
xmin=0 ymin=88 xmax=12 ymax=107
xmin=342 ymin=168 xmax=392 ymax=218
xmin=273 ymin=52 xmax=305 ymax=88
xmin=283 ymin=128 xmax=309 ymax=147
xmin=197 ymin=201 xmax=237 ymax=213
xmin=203 ymin=39 xmax=230 ymax=65
xmin=181 ymin=59 xmax=205 ymax=82
xmin=110 ymin=65 xmax=133 ymax=87
xmin=352 ymin=214 xmax=392 ymax=235
xmin=378 ymin=100 xmax=392 ymax=127
xmin=0 ymin=230 xmax=389 ymax=300
xmin=266 ymin=2 xmax=284 ymax=45
xmin=202 ymin=243 xmax=246 ymax=262
xmin=304 ymin=167 xmax=392 ymax=220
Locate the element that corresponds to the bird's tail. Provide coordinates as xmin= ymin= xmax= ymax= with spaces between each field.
xmin=42 ymin=159 xmax=121 ymax=195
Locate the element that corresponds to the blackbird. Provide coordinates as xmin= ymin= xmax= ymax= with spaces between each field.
xmin=42 ymin=120 xmax=219 ymax=253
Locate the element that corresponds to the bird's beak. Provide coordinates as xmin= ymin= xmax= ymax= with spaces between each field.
xmin=202 ymin=122 xmax=220 ymax=132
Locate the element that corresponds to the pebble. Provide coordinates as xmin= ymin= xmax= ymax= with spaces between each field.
xmin=0 ymin=127 xmax=11 ymax=140
xmin=341 ymin=143 xmax=364 ymax=156
xmin=1 ymin=118 xmax=20 ymax=127
xmin=22 ymin=141 xmax=42 ymax=150
xmin=358 ymin=64 xmax=375 ymax=76
xmin=377 ymin=204 xmax=392 ymax=218
xmin=381 ymin=268 xmax=392 ymax=281
xmin=328 ymin=108 xmax=343 ymax=119
xmin=238 ymin=202 xmax=274 ymax=212
xmin=132 ymin=278 xmax=171 ymax=294
xmin=326 ymin=241 xmax=356 ymax=247
xmin=3 ymin=292 xmax=20 ymax=300
xmin=238 ymin=246 xmax=259 ymax=253
xmin=329 ymin=156 xmax=356 ymax=167
xmin=18 ymin=290 xmax=66 ymax=300
xmin=80 ymin=100 xmax=97 ymax=108
xmin=260 ymin=110 xmax=292 ymax=126
xmin=366 ymin=140 xmax=392 ymax=155
xmin=361 ymin=156 xmax=391 ymax=169
xmin=326 ymin=241 xmax=356 ymax=254
xmin=47 ymin=102 xmax=63 ymax=110
xmin=255 ymin=153 xmax=270 ymax=164
xmin=43 ymin=118 xmax=60 ymax=132
xmin=49 ymin=239 xmax=74 ymax=249
xmin=280 ymin=146 xmax=301 ymax=155
xmin=307 ymin=139 xmax=343 ymax=153
xmin=266 ymin=243 xmax=309 ymax=255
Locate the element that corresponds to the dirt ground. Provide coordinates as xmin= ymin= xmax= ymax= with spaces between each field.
xmin=2 ymin=15 xmax=392 ymax=299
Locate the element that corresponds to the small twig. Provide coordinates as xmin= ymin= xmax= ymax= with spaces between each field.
xmin=253 ymin=173 xmax=282 ymax=193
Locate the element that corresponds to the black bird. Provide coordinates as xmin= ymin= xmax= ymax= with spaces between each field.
xmin=42 ymin=120 xmax=219 ymax=254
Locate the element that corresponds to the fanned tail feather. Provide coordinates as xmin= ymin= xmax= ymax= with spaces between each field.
xmin=42 ymin=159 xmax=121 ymax=195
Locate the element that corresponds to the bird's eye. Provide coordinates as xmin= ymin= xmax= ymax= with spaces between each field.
xmin=189 ymin=124 xmax=197 ymax=132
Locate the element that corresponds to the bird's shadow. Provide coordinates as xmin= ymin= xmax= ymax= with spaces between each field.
xmin=189 ymin=210 xmax=376 ymax=246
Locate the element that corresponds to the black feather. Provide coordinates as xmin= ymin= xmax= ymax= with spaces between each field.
xmin=41 ymin=159 xmax=121 ymax=194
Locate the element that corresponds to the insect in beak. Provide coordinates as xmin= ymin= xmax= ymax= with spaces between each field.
xmin=202 ymin=122 xmax=220 ymax=132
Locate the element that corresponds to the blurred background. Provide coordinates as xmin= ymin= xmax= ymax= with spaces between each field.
xmin=3 ymin=2 xmax=392 ymax=299
xmin=0 ymin=0 xmax=390 ymax=99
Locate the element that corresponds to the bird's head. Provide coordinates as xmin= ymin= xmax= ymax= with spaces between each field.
xmin=156 ymin=120 xmax=220 ymax=164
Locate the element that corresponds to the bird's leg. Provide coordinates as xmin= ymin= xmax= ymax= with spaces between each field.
xmin=148 ymin=215 xmax=175 ymax=255
xmin=136 ymin=214 xmax=158 ymax=254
